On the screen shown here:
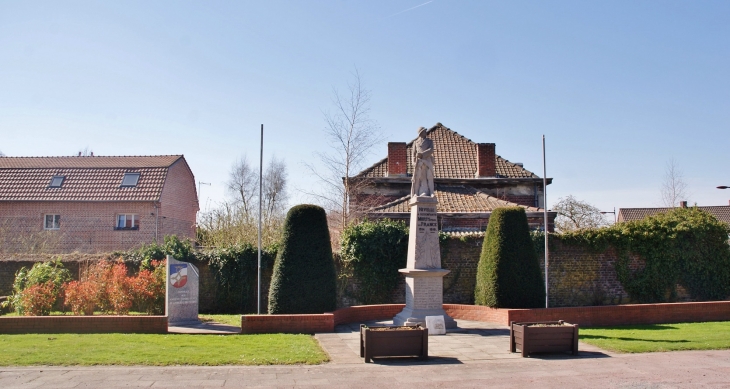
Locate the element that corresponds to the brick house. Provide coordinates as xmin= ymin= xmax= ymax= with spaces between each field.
xmin=350 ymin=123 xmax=556 ymax=231
xmin=0 ymin=155 xmax=198 ymax=253
xmin=617 ymin=201 xmax=730 ymax=226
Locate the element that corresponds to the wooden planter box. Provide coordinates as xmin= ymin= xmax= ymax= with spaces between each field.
xmin=510 ymin=320 xmax=579 ymax=357
xmin=360 ymin=324 xmax=428 ymax=363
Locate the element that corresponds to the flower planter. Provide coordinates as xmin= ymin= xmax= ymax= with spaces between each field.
xmin=510 ymin=320 xmax=579 ymax=357
xmin=360 ymin=324 xmax=428 ymax=363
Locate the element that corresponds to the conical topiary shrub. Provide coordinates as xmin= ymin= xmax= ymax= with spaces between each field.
xmin=268 ymin=204 xmax=337 ymax=314
xmin=475 ymin=207 xmax=545 ymax=308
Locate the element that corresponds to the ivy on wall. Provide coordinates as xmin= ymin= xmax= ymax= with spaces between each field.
xmin=340 ymin=219 xmax=408 ymax=305
xmin=559 ymin=207 xmax=730 ymax=303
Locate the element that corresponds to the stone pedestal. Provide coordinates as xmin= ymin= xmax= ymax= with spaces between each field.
xmin=393 ymin=196 xmax=456 ymax=328
xmin=166 ymin=255 xmax=200 ymax=326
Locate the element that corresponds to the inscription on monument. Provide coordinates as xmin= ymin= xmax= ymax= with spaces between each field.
xmin=166 ymin=255 xmax=200 ymax=325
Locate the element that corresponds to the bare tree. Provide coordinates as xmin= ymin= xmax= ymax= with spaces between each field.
xmin=227 ymin=156 xmax=258 ymax=217
xmin=262 ymin=155 xmax=288 ymax=220
xmin=553 ymin=195 xmax=609 ymax=232
xmin=304 ymin=69 xmax=382 ymax=233
xmin=198 ymin=156 xmax=290 ymax=247
xmin=661 ymin=158 xmax=689 ymax=207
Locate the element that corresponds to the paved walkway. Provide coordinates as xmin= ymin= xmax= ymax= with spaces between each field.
xmin=2 ymin=319 xmax=729 ymax=388
xmin=315 ymin=319 xmax=610 ymax=364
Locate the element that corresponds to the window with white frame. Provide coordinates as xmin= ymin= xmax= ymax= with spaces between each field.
xmin=115 ymin=214 xmax=140 ymax=230
xmin=44 ymin=214 xmax=60 ymax=230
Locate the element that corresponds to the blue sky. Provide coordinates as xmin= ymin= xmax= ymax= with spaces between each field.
xmin=1 ymin=0 xmax=729 ymax=216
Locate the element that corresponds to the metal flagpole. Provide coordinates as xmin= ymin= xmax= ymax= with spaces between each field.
xmin=542 ymin=135 xmax=549 ymax=308
xmin=257 ymin=124 xmax=263 ymax=314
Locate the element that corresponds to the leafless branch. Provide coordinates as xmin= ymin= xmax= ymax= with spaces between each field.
xmin=660 ymin=158 xmax=689 ymax=207
xmin=303 ymin=68 xmax=383 ymax=234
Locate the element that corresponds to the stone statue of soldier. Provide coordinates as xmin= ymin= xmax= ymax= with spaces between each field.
xmin=411 ymin=127 xmax=435 ymax=197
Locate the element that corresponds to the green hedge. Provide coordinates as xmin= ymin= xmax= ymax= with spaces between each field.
xmin=475 ymin=207 xmax=545 ymax=308
xmin=340 ymin=219 xmax=408 ymax=304
xmin=120 ymin=235 xmax=277 ymax=313
xmin=199 ymin=244 xmax=277 ymax=313
xmin=268 ymin=205 xmax=337 ymax=314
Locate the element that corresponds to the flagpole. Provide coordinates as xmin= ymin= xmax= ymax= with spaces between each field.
xmin=257 ymin=124 xmax=263 ymax=315
xmin=542 ymin=135 xmax=549 ymax=309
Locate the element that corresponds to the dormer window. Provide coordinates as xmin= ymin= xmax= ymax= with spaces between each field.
xmin=49 ymin=176 xmax=65 ymax=188
xmin=121 ymin=173 xmax=140 ymax=187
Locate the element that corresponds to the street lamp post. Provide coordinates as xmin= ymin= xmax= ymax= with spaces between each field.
xmin=600 ymin=207 xmax=616 ymax=223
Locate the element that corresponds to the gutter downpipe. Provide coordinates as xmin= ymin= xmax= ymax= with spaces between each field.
xmin=154 ymin=202 xmax=160 ymax=244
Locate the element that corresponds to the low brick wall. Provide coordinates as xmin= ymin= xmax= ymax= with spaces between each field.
xmin=333 ymin=304 xmax=404 ymax=325
xmin=241 ymin=314 xmax=334 ymax=334
xmin=241 ymin=301 xmax=730 ymax=333
xmin=444 ymin=304 xmax=509 ymax=324
xmin=506 ymin=301 xmax=730 ymax=327
xmin=0 ymin=315 xmax=168 ymax=334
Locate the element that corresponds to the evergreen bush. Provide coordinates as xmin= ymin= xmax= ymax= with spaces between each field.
xmin=475 ymin=207 xmax=545 ymax=308
xmin=268 ymin=204 xmax=337 ymax=314
xmin=340 ymin=219 xmax=408 ymax=304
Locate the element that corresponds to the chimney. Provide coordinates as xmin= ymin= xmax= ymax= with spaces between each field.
xmin=476 ymin=143 xmax=496 ymax=177
xmin=680 ymin=201 xmax=688 ymax=208
xmin=387 ymin=142 xmax=407 ymax=176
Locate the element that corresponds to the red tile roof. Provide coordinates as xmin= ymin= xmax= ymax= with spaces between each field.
xmin=0 ymin=156 xmax=183 ymax=201
xmin=369 ymin=185 xmax=542 ymax=214
xmin=356 ymin=123 xmax=538 ymax=179
xmin=617 ymin=206 xmax=730 ymax=225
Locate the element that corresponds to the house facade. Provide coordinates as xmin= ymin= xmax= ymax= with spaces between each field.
xmin=0 ymin=155 xmax=198 ymax=253
xmin=350 ymin=123 xmax=556 ymax=231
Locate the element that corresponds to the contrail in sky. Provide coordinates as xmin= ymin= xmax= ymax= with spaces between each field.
xmin=383 ymin=1 xmax=435 ymax=19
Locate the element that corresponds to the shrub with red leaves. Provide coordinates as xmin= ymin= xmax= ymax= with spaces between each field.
xmin=19 ymin=281 xmax=57 ymax=316
xmin=64 ymin=280 xmax=97 ymax=315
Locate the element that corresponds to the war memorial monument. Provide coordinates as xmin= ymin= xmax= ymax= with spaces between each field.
xmin=393 ymin=127 xmax=456 ymax=328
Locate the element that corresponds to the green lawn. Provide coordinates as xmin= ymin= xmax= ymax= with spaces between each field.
xmin=0 ymin=333 xmax=328 ymax=366
xmin=580 ymin=321 xmax=730 ymax=353
xmin=199 ymin=314 xmax=242 ymax=327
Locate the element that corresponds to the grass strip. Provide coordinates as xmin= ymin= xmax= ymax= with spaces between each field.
xmin=0 ymin=333 xmax=328 ymax=366
xmin=199 ymin=314 xmax=242 ymax=327
xmin=580 ymin=321 xmax=730 ymax=353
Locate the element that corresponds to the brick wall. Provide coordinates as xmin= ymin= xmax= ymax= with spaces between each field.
xmin=505 ymin=301 xmax=730 ymax=327
xmin=158 ymin=159 xmax=198 ymax=241
xmin=240 ymin=301 xmax=730 ymax=333
xmin=0 ymin=315 xmax=168 ymax=334
xmin=0 ymin=201 xmax=159 ymax=253
xmin=241 ymin=313 xmax=334 ymax=334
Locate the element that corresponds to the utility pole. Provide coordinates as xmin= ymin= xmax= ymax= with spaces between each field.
xmin=257 ymin=124 xmax=264 ymax=315
xmin=542 ymin=135 xmax=549 ymax=309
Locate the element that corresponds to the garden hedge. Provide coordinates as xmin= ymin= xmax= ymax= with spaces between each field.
xmin=475 ymin=207 xmax=545 ymax=308
xmin=268 ymin=204 xmax=337 ymax=314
